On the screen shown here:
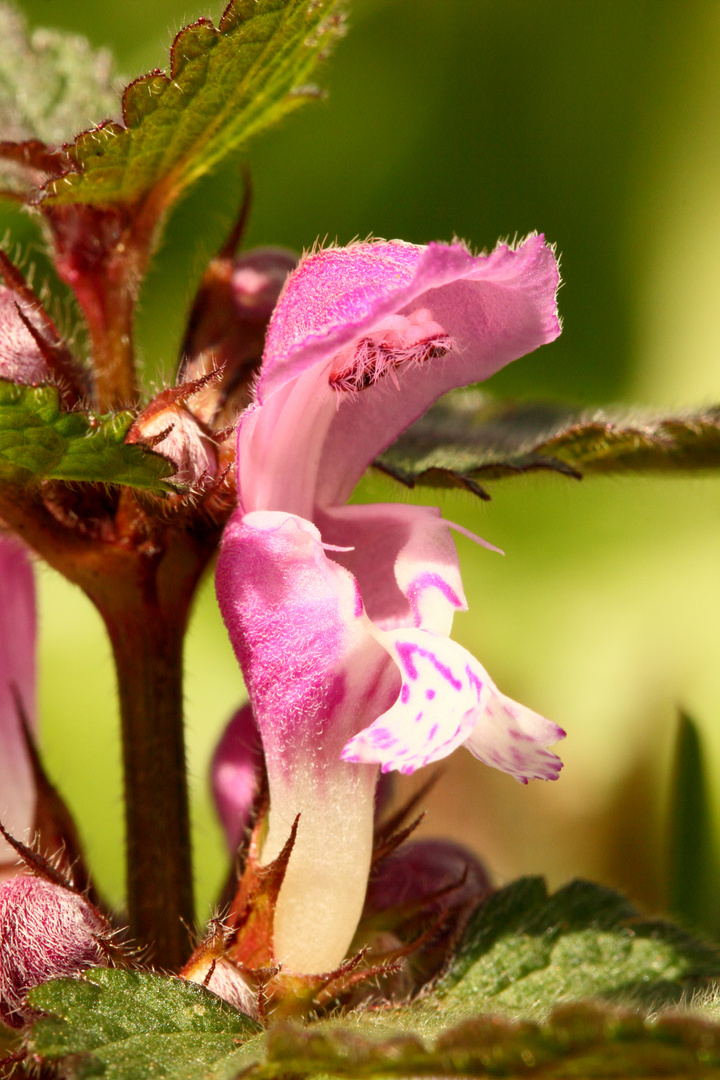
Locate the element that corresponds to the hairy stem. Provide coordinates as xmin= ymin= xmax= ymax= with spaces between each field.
xmin=87 ymin=280 xmax=138 ymax=413
xmin=0 ymin=485 xmax=220 ymax=969
xmin=105 ymin=590 xmax=193 ymax=968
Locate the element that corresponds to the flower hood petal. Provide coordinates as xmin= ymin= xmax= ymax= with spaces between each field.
xmin=255 ymin=236 xmax=560 ymax=507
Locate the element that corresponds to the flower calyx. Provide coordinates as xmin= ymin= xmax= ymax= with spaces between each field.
xmin=180 ymin=236 xmax=297 ymax=431
xmin=125 ymin=379 xmax=229 ymax=504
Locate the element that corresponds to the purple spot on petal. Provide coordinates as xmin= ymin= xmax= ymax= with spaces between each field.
xmin=508 ymin=729 xmax=534 ymax=742
xmin=407 ymin=572 xmax=462 ymax=622
xmin=396 ymin=640 xmax=462 ymax=690
xmin=465 ymin=665 xmax=483 ymax=697
xmin=426 ymin=688 xmax=436 ymax=700
xmin=401 ymin=684 xmax=410 ymax=704
xmin=428 ymin=723 xmax=439 ymax=740
xmin=414 ymin=711 xmax=424 ymax=724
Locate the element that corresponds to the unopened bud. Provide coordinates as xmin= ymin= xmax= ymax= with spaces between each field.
xmin=180 ymin=247 xmax=297 ymax=428
xmin=0 ymin=875 xmax=108 ymax=1028
xmin=0 ymin=287 xmax=52 ymax=386
xmin=126 ymin=390 xmax=218 ymax=493
xmin=211 ymin=704 xmax=262 ymax=853
xmin=183 ymin=955 xmax=258 ymax=1019
xmin=366 ymin=838 xmax=492 ymax=918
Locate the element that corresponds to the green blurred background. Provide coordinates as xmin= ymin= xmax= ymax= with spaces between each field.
xmin=7 ymin=0 xmax=720 ymax=934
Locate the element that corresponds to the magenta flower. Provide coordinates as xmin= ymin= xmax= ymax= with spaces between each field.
xmin=0 ymin=536 xmax=37 ymax=873
xmin=216 ymin=236 xmax=565 ymax=973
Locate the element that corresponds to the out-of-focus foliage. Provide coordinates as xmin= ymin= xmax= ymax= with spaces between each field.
xmin=7 ymin=0 xmax=720 ymax=932
xmin=0 ymin=3 xmax=117 ymax=152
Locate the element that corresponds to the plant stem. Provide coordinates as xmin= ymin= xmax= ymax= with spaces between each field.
xmin=88 ymin=280 xmax=138 ymax=413
xmin=0 ymin=485 xmax=216 ymax=969
xmin=97 ymin=525 xmax=212 ymax=970
xmin=106 ymin=597 xmax=193 ymax=968
xmin=43 ymin=204 xmax=143 ymax=412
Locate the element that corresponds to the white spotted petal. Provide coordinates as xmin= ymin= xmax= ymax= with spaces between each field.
xmin=342 ymin=627 xmax=565 ymax=782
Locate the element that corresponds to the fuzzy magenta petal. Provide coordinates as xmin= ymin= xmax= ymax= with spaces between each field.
xmin=254 ymin=236 xmax=559 ymax=507
xmin=215 ymin=510 xmax=397 ymax=774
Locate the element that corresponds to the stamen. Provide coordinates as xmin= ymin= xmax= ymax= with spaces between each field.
xmin=446 ymin=519 xmax=504 ymax=555
xmin=328 ymin=311 xmax=453 ymax=394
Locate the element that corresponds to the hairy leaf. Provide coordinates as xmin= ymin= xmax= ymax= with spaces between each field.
xmin=25 ymin=882 xmax=720 ymax=1079
xmin=41 ymin=0 xmax=344 ymax=212
xmin=0 ymin=380 xmax=175 ymax=489
xmin=377 ymin=392 xmax=720 ymax=497
xmin=267 ymin=1002 xmax=720 ymax=1077
xmin=26 ymin=969 xmax=263 ymax=1080
xmin=0 ymin=5 xmax=117 ymax=192
xmin=436 ymin=877 xmax=720 ymax=1021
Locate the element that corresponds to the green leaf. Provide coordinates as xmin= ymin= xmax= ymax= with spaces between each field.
xmin=0 ymin=4 xmax=118 ymax=191
xmin=23 ymin=890 xmax=720 ymax=1080
xmin=266 ymin=1002 xmax=720 ymax=1077
xmin=42 ymin=0 xmax=344 ymax=212
xmin=265 ymin=880 xmax=720 ymax=1077
xmin=0 ymin=380 xmax=175 ymax=490
xmin=435 ymin=877 xmax=720 ymax=1022
xmin=26 ymin=968 xmax=264 ymax=1080
xmin=668 ymin=711 xmax=719 ymax=935
xmin=377 ymin=392 xmax=720 ymax=497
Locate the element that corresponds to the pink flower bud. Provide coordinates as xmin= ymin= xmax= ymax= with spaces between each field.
xmin=126 ymin=390 xmax=218 ymax=493
xmin=0 ymin=287 xmax=52 ymax=386
xmin=0 ymin=876 xmax=107 ymax=1028
xmin=211 ymin=704 xmax=262 ymax=853
xmin=365 ymin=838 xmax=492 ymax=918
xmin=180 ymin=248 xmax=297 ymax=429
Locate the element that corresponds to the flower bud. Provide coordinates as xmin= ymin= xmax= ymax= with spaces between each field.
xmin=180 ymin=247 xmax=297 ymax=428
xmin=211 ymin=703 xmax=262 ymax=853
xmin=0 ymin=287 xmax=53 ymax=386
xmin=0 ymin=535 xmax=36 ymax=875
xmin=126 ymin=390 xmax=218 ymax=493
xmin=365 ymin=838 xmax=492 ymax=919
xmin=0 ymin=875 xmax=108 ymax=1028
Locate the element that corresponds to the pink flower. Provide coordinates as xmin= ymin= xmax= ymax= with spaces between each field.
xmin=0 ymin=536 xmax=37 ymax=873
xmin=216 ymin=236 xmax=565 ymax=973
